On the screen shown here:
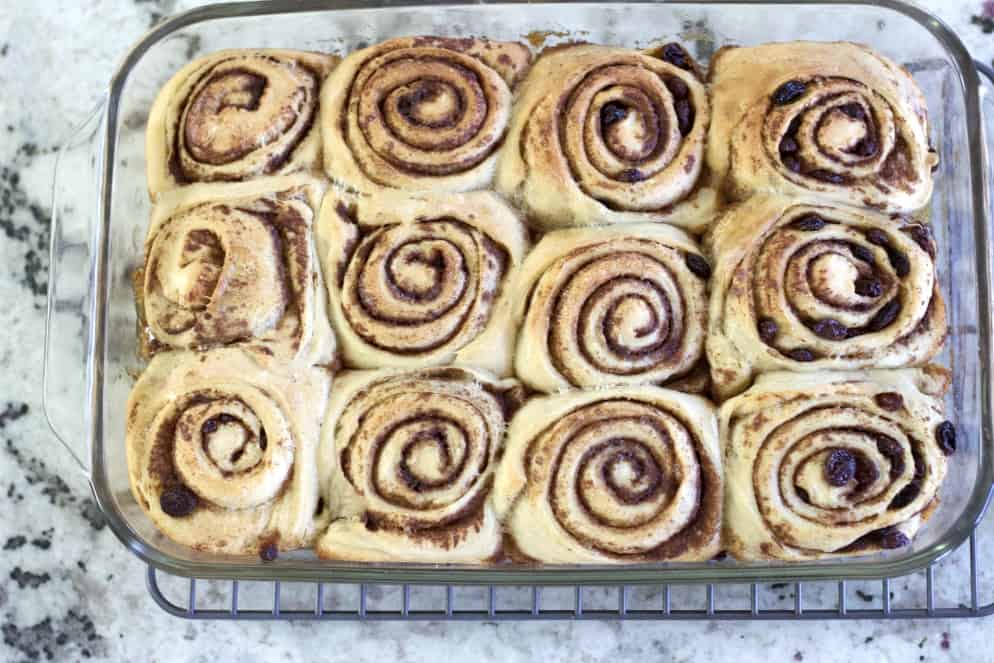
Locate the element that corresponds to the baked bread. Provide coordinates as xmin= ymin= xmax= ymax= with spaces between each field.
xmin=492 ymin=386 xmax=722 ymax=563
xmin=496 ymin=42 xmax=716 ymax=232
xmin=315 ymin=367 xmax=524 ymax=563
xmin=707 ymin=41 xmax=938 ymax=212
xmin=706 ymin=196 xmax=946 ymax=399
xmin=125 ymin=348 xmax=331 ymax=554
xmin=136 ymin=174 xmax=336 ymax=367
xmin=514 ymin=223 xmax=709 ymax=393
xmin=146 ymin=49 xmax=336 ymax=198
xmin=721 ymin=367 xmax=953 ymax=561
xmin=321 ymin=36 xmax=531 ymax=195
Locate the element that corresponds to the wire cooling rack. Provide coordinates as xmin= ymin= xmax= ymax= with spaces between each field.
xmin=145 ymin=501 xmax=994 ymax=621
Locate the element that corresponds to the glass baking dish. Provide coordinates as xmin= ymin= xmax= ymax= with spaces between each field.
xmin=43 ymin=0 xmax=994 ymax=585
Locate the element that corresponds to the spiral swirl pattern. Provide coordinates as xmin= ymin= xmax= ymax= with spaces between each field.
xmin=147 ymin=50 xmax=335 ymax=196
xmin=126 ymin=349 xmax=330 ymax=554
xmin=316 ymin=368 xmax=520 ymax=562
xmin=320 ymin=191 xmax=527 ymax=375
xmin=707 ymin=197 xmax=946 ymax=399
xmin=493 ymin=387 xmax=721 ymax=563
xmin=514 ymin=224 xmax=707 ymax=393
xmin=721 ymin=369 xmax=950 ymax=560
xmin=140 ymin=177 xmax=334 ymax=366
xmin=496 ymin=43 xmax=715 ymax=232
xmin=707 ymin=41 xmax=937 ymax=212
xmin=321 ymin=37 xmax=531 ymax=194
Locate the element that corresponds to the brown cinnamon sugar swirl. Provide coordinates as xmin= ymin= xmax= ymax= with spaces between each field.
xmin=136 ymin=175 xmax=335 ymax=367
xmin=316 ymin=367 xmax=523 ymax=562
xmin=495 ymin=42 xmax=716 ymax=232
xmin=514 ymin=224 xmax=708 ymax=393
xmin=321 ymin=37 xmax=531 ymax=195
xmin=317 ymin=191 xmax=528 ymax=376
xmin=707 ymin=41 xmax=938 ymax=212
xmin=126 ymin=348 xmax=331 ymax=554
xmin=706 ymin=196 xmax=947 ymax=399
xmin=146 ymin=49 xmax=336 ymax=198
xmin=492 ymin=386 xmax=721 ymax=563
xmin=721 ymin=367 xmax=953 ymax=561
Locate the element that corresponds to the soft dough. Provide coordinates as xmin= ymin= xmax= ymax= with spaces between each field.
xmin=705 ymin=195 xmax=946 ymax=399
xmin=136 ymin=174 xmax=336 ymax=368
xmin=513 ymin=223 xmax=709 ymax=393
xmin=317 ymin=190 xmax=529 ymax=376
xmin=146 ymin=49 xmax=337 ymax=198
xmin=707 ymin=41 xmax=938 ymax=212
xmin=321 ymin=36 xmax=531 ymax=195
xmin=126 ymin=348 xmax=332 ymax=554
xmin=495 ymin=42 xmax=716 ymax=232
xmin=721 ymin=367 xmax=953 ymax=561
xmin=492 ymin=386 xmax=722 ymax=563
xmin=315 ymin=367 xmax=523 ymax=563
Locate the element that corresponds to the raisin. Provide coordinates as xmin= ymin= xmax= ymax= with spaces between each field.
xmin=809 ymin=169 xmax=845 ymax=184
xmin=674 ymin=99 xmax=693 ymax=135
xmin=854 ymin=456 xmax=880 ymax=491
xmin=782 ymin=154 xmax=802 ymax=173
xmin=779 ymin=136 xmax=799 ymax=154
xmin=824 ymin=448 xmax=856 ymax=486
xmin=867 ymin=299 xmax=900 ymax=332
xmin=887 ymin=249 xmax=910 ymax=277
xmin=905 ymin=225 xmax=933 ymax=255
xmin=853 ymin=138 xmax=877 ymax=157
xmin=874 ymin=392 xmax=904 ymax=411
xmin=757 ymin=317 xmax=779 ymax=343
xmin=666 ymin=78 xmax=689 ymax=99
xmin=685 ymin=253 xmax=711 ymax=279
xmin=875 ymin=436 xmax=905 ymax=477
xmin=787 ymin=348 xmax=817 ymax=362
xmin=878 ymin=528 xmax=911 ymax=549
xmin=772 ymin=80 xmax=807 ymax=105
xmin=160 ymin=486 xmax=198 ymax=518
xmin=889 ymin=480 xmax=921 ymax=509
xmin=840 ymin=103 xmax=866 ymax=120
xmin=792 ymin=214 xmax=825 ymax=231
xmin=600 ymin=102 xmax=628 ymax=127
xmin=850 ymin=245 xmax=875 ymax=264
xmin=661 ymin=43 xmax=691 ymax=70
xmin=201 ymin=418 xmax=218 ymax=435
xmin=812 ymin=318 xmax=848 ymax=340
xmin=619 ymin=168 xmax=645 ymax=183
xmin=259 ymin=542 xmax=279 ymax=562
xmin=865 ymin=228 xmax=890 ymax=247
xmin=935 ymin=421 xmax=956 ymax=456
xmin=854 ymin=278 xmax=883 ymax=297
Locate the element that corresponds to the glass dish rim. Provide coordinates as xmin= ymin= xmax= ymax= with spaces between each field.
xmin=86 ymin=0 xmax=994 ymax=585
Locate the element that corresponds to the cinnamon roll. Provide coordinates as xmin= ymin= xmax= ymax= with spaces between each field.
xmin=707 ymin=41 xmax=938 ymax=212
xmin=492 ymin=386 xmax=721 ymax=563
xmin=321 ymin=37 xmax=531 ymax=195
xmin=706 ymin=196 xmax=947 ymax=400
xmin=721 ymin=367 xmax=953 ymax=561
xmin=514 ymin=224 xmax=708 ymax=393
xmin=316 ymin=367 xmax=523 ymax=563
xmin=126 ymin=348 xmax=331 ymax=554
xmin=317 ymin=191 xmax=527 ymax=376
xmin=146 ymin=49 xmax=336 ymax=198
xmin=136 ymin=175 xmax=336 ymax=367
xmin=495 ymin=43 xmax=716 ymax=232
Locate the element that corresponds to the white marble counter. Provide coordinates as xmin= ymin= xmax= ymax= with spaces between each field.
xmin=3 ymin=0 xmax=994 ymax=660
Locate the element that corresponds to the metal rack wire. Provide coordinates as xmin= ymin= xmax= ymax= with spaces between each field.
xmin=146 ymin=510 xmax=994 ymax=621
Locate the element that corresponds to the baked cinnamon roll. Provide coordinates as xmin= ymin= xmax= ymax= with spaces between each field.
xmin=136 ymin=175 xmax=335 ymax=367
xmin=492 ymin=386 xmax=721 ymax=563
xmin=514 ymin=224 xmax=708 ymax=393
xmin=317 ymin=191 xmax=528 ymax=376
xmin=708 ymin=41 xmax=938 ymax=212
xmin=126 ymin=348 xmax=331 ymax=554
xmin=147 ymin=49 xmax=336 ymax=198
xmin=721 ymin=367 xmax=953 ymax=561
xmin=321 ymin=37 xmax=531 ymax=194
xmin=496 ymin=43 xmax=716 ymax=232
xmin=316 ymin=367 xmax=523 ymax=563
xmin=706 ymin=196 xmax=946 ymax=399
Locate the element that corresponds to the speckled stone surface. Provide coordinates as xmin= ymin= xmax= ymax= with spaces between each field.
xmin=4 ymin=1 xmax=994 ymax=661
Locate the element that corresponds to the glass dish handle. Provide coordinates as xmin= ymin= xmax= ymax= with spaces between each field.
xmin=43 ymin=98 xmax=107 ymax=478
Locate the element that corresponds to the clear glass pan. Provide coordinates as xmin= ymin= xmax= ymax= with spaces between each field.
xmin=44 ymin=0 xmax=994 ymax=585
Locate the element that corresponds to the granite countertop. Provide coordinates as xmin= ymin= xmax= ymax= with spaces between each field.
xmin=4 ymin=1 xmax=994 ymax=660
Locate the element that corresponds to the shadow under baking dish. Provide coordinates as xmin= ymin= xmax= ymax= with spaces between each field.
xmin=44 ymin=0 xmax=994 ymax=584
